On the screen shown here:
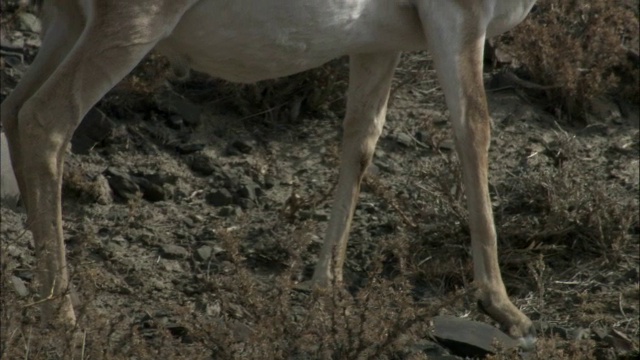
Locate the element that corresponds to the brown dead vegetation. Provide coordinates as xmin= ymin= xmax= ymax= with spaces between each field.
xmin=1 ymin=0 xmax=639 ymax=359
xmin=498 ymin=0 xmax=640 ymax=121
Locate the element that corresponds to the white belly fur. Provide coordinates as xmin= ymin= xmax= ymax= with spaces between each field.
xmin=156 ymin=0 xmax=424 ymax=83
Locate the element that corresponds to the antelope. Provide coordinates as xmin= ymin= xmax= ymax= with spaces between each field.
xmin=1 ymin=0 xmax=538 ymax=346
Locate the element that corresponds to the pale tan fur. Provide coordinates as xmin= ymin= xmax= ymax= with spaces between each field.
xmin=0 ymin=0 xmax=537 ymax=345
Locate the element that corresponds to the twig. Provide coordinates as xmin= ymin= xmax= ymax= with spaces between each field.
xmin=22 ymin=278 xmax=56 ymax=308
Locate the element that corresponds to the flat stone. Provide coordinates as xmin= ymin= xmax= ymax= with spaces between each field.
xmin=195 ymin=246 xmax=213 ymax=261
xmin=17 ymin=13 xmax=41 ymax=33
xmin=299 ymin=210 xmax=329 ymax=221
xmin=438 ymin=139 xmax=455 ymax=151
xmin=218 ymin=206 xmax=242 ymax=217
xmin=176 ymin=142 xmax=206 ymax=154
xmin=160 ymin=244 xmax=189 ymax=259
xmin=206 ymin=188 xmax=234 ymax=207
xmin=104 ymin=168 xmax=140 ymax=201
xmin=161 ymin=259 xmax=183 ymax=272
xmin=237 ymin=181 xmax=261 ymax=201
xmin=0 ymin=35 xmax=24 ymax=51
xmin=396 ymin=132 xmax=414 ymax=147
xmin=189 ymin=153 xmax=220 ymax=176
xmin=132 ymin=175 xmax=166 ymax=202
xmin=154 ymin=90 xmax=202 ymax=126
xmin=432 ymin=316 xmax=520 ymax=358
xmin=228 ymin=139 xmax=254 ymax=155
xmin=11 ymin=275 xmax=29 ymax=297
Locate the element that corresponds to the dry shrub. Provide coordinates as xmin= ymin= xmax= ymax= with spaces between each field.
xmin=499 ymin=0 xmax=639 ymax=120
xmin=495 ymin=134 xmax=638 ymax=265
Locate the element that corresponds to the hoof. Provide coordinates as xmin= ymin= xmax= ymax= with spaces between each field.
xmin=477 ymin=299 xmax=536 ymax=350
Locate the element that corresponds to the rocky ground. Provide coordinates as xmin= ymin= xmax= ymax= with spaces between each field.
xmin=1 ymin=3 xmax=639 ymax=360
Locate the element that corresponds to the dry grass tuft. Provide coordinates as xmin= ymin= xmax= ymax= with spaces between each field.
xmin=499 ymin=0 xmax=640 ymax=121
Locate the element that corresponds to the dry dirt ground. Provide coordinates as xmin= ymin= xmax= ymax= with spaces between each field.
xmin=1 ymin=4 xmax=639 ymax=360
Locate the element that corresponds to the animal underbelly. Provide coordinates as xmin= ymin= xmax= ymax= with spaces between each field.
xmin=156 ymin=0 xmax=423 ymax=83
xmin=157 ymin=38 xmax=339 ymax=83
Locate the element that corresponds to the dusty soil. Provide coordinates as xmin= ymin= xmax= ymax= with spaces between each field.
xmin=1 ymin=4 xmax=638 ymax=360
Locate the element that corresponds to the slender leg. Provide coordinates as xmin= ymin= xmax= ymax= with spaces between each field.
xmin=312 ymin=52 xmax=400 ymax=285
xmin=2 ymin=1 xmax=193 ymax=327
xmin=1 ymin=2 xmax=85 ymax=210
xmin=417 ymin=3 xmax=535 ymax=343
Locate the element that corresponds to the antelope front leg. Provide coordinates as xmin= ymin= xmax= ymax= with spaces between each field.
xmin=0 ymin=3 xmax=88 ymax=327
xmin=2 ymin=2 xmax=191 ymax=328
xmin=312 ymin=52 xmax=400 ymax=286
xmin=0 ymin=4 xmax=85 ymax=211
xmin=419 ymin=3 xmax=535 ymax=345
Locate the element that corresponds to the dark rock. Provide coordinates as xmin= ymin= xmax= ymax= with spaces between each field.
xmin=104 ymin=168 xmax=140 ymax=201
xmin=263 ymin=175 xmax=277 ymax=189
xmin=299 ymin=210 xmax=329 ymax=221
xmin=206 ymin=188 xmax=234 ymax=206
xmin=227 ymin=139 xmax=254 ymax=155
xmin=140 ymin=172 xmax=178 ymax=186
xmin=606 ymin=328 xmax=636 ymax=355
xmin=161 ymin=244 xmax=189 ymax=259
xmin=432 ymin=316 xmax=520 ymax=358
xmin=3 ymin=53 xmax=23 ymax=68
xmin=415 ymin=130 xmax=430 ymax=144
xmin=189 ymin=153 xmax=220 ymax=176
xmin=132 ymin=175 xmax=166 ymax=202
xmin=218 ymin=206 xmax=242 ymax=217
xmin=71 ymin=108 xmax=116 ymax=155
xmin=15 ymin=271 xmax=33 ymax=281
xmin=237 ymin=181 xmax=261 ymax=201
xmin=165 ymin=322 xmax=191 ymax=343
xmin=176 ymin=142 xmax=206 ymax=154
xmin=0 ymin=36 xmax=25 ymax=66
xmin=154 ymin=90 xmax=202 ymax=127
xmin=237 ymin=198 xmax=254 ymax=210
xmin=167 ymin=115 xmax=184 ymax=129
xmin=198 ymin=228 xmax=218 ymax=241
